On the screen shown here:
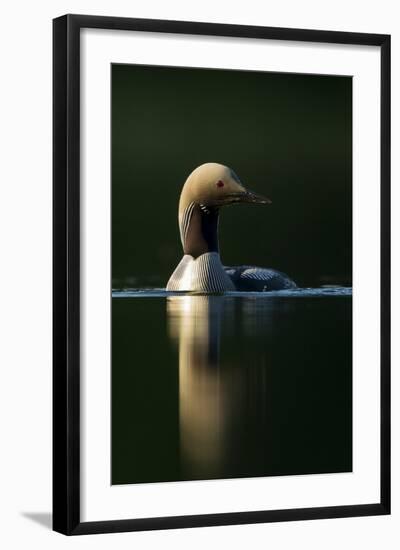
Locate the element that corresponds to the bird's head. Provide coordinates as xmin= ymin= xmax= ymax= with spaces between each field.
xmin=179 ymin=162 xmax=271 ymax=213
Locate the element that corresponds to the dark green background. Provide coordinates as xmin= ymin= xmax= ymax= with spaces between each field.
xmin=112 ymin=64 xmax=352 ymax=288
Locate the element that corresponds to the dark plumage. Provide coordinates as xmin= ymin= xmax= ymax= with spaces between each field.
xmin=224 ymin=266 xmax=296 ymax=291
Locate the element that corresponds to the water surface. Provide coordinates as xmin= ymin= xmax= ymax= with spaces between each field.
xmin=112 ymin=288 xmax=352 ymax=484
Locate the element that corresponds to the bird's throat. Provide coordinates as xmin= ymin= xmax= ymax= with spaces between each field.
xmin=181 ymin=204 xmax=219 ymax=258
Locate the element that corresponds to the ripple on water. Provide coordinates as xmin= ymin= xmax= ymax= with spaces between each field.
xmin=112 ymin=286 xmax=352 ymax=298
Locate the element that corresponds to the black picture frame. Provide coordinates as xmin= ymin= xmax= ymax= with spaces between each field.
xmin=53 ymin=14 xmax=391 ymax=535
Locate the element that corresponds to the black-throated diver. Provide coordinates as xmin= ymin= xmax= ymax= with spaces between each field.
xmin=166 ymin=163 xmax=296 ymax=292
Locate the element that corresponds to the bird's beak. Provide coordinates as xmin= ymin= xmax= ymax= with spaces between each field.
xmin=239 ymin=188 xmax=272 ymax=205
xmin=217 ymin=185 xmax=272 ymax=206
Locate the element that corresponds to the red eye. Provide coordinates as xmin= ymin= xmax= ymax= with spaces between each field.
xmin=216 ymin=180 xmax=224 ymax=187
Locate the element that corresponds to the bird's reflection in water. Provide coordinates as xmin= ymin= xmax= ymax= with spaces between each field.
xmin=167 ymin=295 xmax=271 ymax=480
xmin=112 ymin=292 xmax=352 ymax=484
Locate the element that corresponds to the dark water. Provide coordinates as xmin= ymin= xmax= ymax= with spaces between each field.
xmin=112 ymin=289 xmax=352 ymax=485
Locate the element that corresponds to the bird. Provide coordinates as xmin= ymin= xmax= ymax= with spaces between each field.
xmin=166 ymin=163 xmax=296 ymax=292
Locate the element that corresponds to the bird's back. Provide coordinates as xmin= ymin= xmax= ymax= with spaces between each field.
xmin=224 ymin=265 xmax=296 ymax=291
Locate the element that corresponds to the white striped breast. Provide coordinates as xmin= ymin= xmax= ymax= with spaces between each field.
xmin=166 ymin=253 xmax=235 ymax=292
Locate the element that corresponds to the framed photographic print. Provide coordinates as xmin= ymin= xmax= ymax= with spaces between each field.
xmin=53 ymin=14 xmax=390 ymax=535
